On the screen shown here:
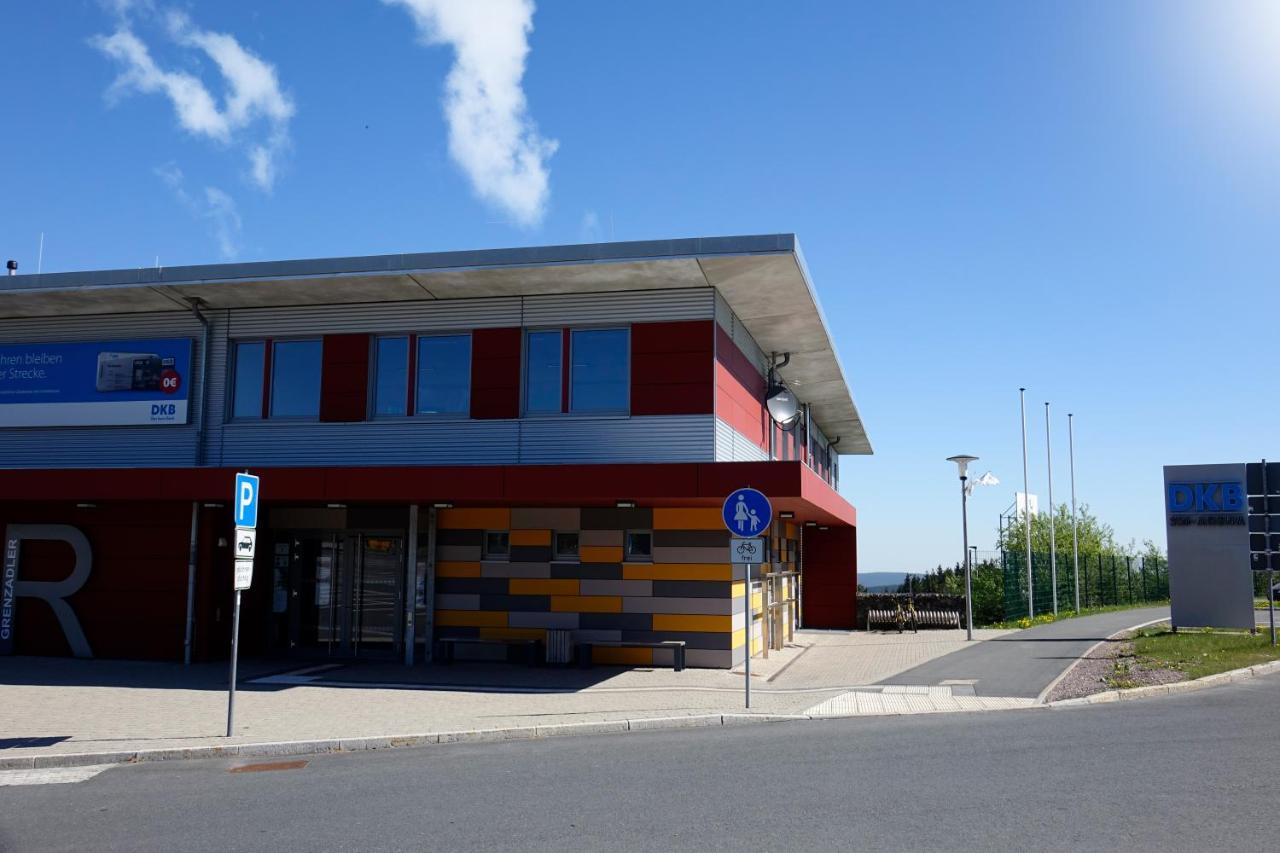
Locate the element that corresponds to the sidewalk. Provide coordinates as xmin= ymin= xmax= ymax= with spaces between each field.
xmin=0 ymin=626 xmax=1013 ymax=764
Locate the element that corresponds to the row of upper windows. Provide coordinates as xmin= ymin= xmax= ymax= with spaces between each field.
xmin=228 ymin=327 xmax=630 ymax=421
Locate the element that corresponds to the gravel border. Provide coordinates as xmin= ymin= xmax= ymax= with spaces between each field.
xmin=1046 ymin=627 xmax=1184 ymax=703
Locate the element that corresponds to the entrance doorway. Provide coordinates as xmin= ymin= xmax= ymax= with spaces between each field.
xmin=279 ymin=532 xmax=405 ymax=658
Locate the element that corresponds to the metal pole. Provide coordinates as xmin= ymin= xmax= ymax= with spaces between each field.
xmin=1045 ymin=403 xmax=1057 ymax=615
xmin=226 ymin=589 xmax=241 ymax=737
xmin=961 ymin=475 xmax=973 ymax=641
xmin=1020 ymin=388 xmax=1034 ymax=618
xmin=744 ymin=561 xmax=752 ymax=708
xmin=1264 ymin=459 xmax=1275 ymax=647
xmin=404 ymin=504 xmax=419 ymax=665
xmin=184 ymin=501 xmax=199 ymax=665
xmin=1068 ymin=413 xmax=1080 ymax=612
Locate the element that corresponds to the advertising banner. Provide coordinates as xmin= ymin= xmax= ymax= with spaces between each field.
xmin=0 ymin=338 xmax=192 ymax=427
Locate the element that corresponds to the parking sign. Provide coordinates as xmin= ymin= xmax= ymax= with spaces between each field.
xmin=234 ymin=472 xmax=259 ymax=529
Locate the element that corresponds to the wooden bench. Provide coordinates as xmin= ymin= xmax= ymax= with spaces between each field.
xmin=436 ymin=636 xmax=542 ymax=666
xmin=577 ymin=640 xmax=686 ymax=671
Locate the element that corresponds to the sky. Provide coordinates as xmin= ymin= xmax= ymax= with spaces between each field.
xmin=2 ymin=1 xmax=1279 ymax=572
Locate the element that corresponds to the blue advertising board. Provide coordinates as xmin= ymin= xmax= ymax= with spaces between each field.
xmin=723 ymin=488 xmax=772 ymax=536
xmin=0 ymin=338 xmax=192 ymax=427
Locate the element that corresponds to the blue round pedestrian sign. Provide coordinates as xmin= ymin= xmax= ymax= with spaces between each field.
xmin=722 ymin=488 xmax=772 ymax=536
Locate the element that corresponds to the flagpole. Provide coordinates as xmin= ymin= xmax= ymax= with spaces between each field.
xmin=1069 ymin=413 xmax=1080 ymax=612
xmin=1020 ymin=388 xmax=1033 ymax=618
xmin=1045 ymin=402 xmax=1057 ymax=616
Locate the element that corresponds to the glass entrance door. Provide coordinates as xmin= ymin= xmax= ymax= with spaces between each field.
xmin=284 ymin=532 xmax=404 ymax=658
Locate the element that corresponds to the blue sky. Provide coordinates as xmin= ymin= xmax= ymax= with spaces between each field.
xmin=2 ymin=2 xmax=1278 ymax=571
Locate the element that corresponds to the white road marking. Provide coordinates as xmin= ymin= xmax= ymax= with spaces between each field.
xmin=803 ymin=687 xmax=1037 ymax=716
xmin=0 ymin=764 xmax=115 ymax=787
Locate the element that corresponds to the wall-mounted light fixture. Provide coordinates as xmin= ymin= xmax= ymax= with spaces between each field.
xmin=615 ymin=500 xmax=636 ymax=509
xmin=326 ymin=503 xmax=346 ymax=509
xmin=431 ymin=502 xmax=453 ymax=509
xmin=202 ymin=502 xmax=224 ymax=509
xmin=75 ymin=503 xmax=96 ymax=509
xmin=804 ymin=521 xmax=817 ymax=528
xmin=818 ymin=526 xmax=829 ymax=531
xmin=779 ymin=511 xmax=795 ymax=519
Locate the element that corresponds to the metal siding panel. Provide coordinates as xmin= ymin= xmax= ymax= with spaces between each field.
xmin=715 ymin=417 xmax=768 ymax=463
xmin=518 ymin=415 xmax=713 ymax=464
xmin=226 ymin=298 xmax=522 ymax=337
xmin=0 ymin=311 xmax=203 ymax=468
xmin=521 ymin=289 xmax=713 ymax=326
xmin=219 ymin=420 xmax=521 ymax=467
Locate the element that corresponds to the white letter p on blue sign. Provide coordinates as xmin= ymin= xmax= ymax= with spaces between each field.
xmin=234 ymin=473 xmax=260 ymax=529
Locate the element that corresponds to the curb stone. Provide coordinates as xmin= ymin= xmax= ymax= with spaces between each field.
xmin=0 ymin=713 xmax=807 ymax=772
xmin=1047 ymin=656 xmax=1280 ymax=709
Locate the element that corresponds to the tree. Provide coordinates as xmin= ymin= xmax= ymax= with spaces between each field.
xmin=997 ymin=502 xmax=1126 ymax=561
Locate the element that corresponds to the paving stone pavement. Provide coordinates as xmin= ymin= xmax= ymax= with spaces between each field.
xmin=0 ymin=626 xmax=1016 ymax=762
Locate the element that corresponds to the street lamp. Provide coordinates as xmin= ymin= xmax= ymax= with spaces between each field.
xmin=947 ymin=455 xmax=979 ymax=641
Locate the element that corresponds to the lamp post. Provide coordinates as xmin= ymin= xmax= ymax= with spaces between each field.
xmin=1045 ymin=402 xmax=1058 ymax=616
xmin=947 ymin=455 xmax=979 ymax=641
xmin=1068 ymin=413 xmax=1081 ymax=613
xmin=1020 ymin=388 xmax=1034 ymax=618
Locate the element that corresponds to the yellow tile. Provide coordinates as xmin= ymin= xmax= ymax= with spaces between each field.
xmin=479 ymin=627 xmax=546 ymax=641
xmin=731 ymin=628 xmax=746 ymax=648
xmin=435 ymin=610 xmax=507 ymax=628
xmin=593 ymin=646 xmax=653 ymax=666
xmin=510 ymin=529 xmax=551 ymax=547
xmin=653 ymin=508 xmax=724 ymax=530
xmin=551 ymin=595 xmax=622 ymax=613
xmin=579 ymin=545 xmax=623 ymax=563
xmin=509 ymin=578 xmax=579 ymax=596
xmin=623 ymin=563 xmax=732 ymax=581
xmin=652 ymin=614 xmax=732 ymax=633
xmin=436 ymin=561 xmax=481 ymax=578
xmin=438 ymin=508 xmax=510 ymax=530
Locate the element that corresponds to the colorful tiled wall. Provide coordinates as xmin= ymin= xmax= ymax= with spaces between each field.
xmin=432 ymin=507 xmax=799 ymax=668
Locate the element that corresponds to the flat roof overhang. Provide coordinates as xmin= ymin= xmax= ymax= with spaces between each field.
xmin=0 ymin=461 xmax=857 ymax=527
xmin=0 ymin=234 xmax=870 ymax=453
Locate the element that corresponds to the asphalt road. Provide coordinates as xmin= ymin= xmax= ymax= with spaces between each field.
xmin=880 ymin=605 xmax=1171 ymax=697
xmin=3 ymin=667 xmax=1277 ymax=853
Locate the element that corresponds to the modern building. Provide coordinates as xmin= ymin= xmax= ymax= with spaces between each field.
xmin=0 ymin=235 xmax=869 ymax=668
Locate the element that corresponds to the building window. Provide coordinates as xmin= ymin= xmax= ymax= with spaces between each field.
xmin=231 ymin=341 xmax=265 ymax=420
xmin=269 ymin=340 xmax=322 ymax=418
xmin=624 ymin=530 xmax=653 ymax=562
xmin=554 ymin=532 xmax=580 ymax=561
xmin=570 ymin=328 xmax=628 ymax=413
xmin=482 ymin=531 xmax=510 ymax=560
xmin=416 ymin=334 xmax=471 ymax=416
xmin=371 ymin=335 xmax=409 ymax=417
xmin=524 ymin=330 xmax=561 ymax=414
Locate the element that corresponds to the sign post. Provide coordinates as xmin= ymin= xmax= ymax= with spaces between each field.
xmin=723 ymin=488 xmax=772 ymax=710
xmin=228 ymin=472 xmax=259 ymax=737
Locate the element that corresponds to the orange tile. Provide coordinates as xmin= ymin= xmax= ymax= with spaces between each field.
xmin=592 ymin=646 xmax=653 ymax=666
xmin=652 ymin=614 xmax=733 ymax=633
xmin=550 ymin=595 xmax=622 ymax=613
xmin=435 ymin=610 xmax=507 ymax=628
xmin=510 ymin=529 xmax=551 ymax=547
xmin=579 ymin=545 xmax=623 ymax=563
xmin=509 ymin=578 xmax=579 ymax=596
xmin=436 ymin=561 xmax=481 ymax=578
xmin=438 ymin=508 xmax=510 ymax=531
xmin=654 ymin=508 xmax=725 ymax=530
xmin=622 ymin=563 xmax=732 ymax=581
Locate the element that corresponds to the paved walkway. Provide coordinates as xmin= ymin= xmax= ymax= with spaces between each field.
xmin=1 ymin=613 xmax=1181 ymax=764
xmin=879 ymin=606 xmax=1171 ymax=698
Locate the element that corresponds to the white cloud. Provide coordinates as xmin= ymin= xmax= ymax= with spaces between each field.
xmin=91 ymin=11 xmax=294 ymax=191
xmin=155 ymin=163 xmax=242 ymax=259
xmin=385 ymin=0 xmax=558 ymax=227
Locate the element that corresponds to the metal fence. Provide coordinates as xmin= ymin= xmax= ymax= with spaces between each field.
xmin=1001 ymin=552 xmax=1168 ymax=621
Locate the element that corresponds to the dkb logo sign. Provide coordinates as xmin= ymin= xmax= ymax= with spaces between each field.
xmin=1167 ymin=482 xmax=1246 ymax=513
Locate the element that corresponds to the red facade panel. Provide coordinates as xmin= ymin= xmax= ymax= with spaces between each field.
xmin=319 ymin=334 xmax=370 ymax=423
xmin=714 ymin=325 xmax=768 ymax=450
xmin=801 ymin=525 xmax=858 ymax=629
xmin=470 ymin=327 xmax=521 ymax=419
xmin=630 ymin=320 xmax=714 ymax=416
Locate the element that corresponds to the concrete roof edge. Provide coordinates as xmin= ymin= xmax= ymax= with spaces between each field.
xmin=0 ymin=234 xmax=798 ymax=294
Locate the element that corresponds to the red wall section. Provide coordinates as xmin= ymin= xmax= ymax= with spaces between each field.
xmin=802 ymin=525 xmax=858 ymax=629
xmin=631 ymin=320 xmax=714 ymax=415
xmin=319 ymin=334 xmax=370 ymax=422
xmin=714 ymin=325 xmax=768 ymax=450
xmin=2 ymin=503 xmax=193 ymax=659
xmin=470 ymin=327 xmax=521 ymax=419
